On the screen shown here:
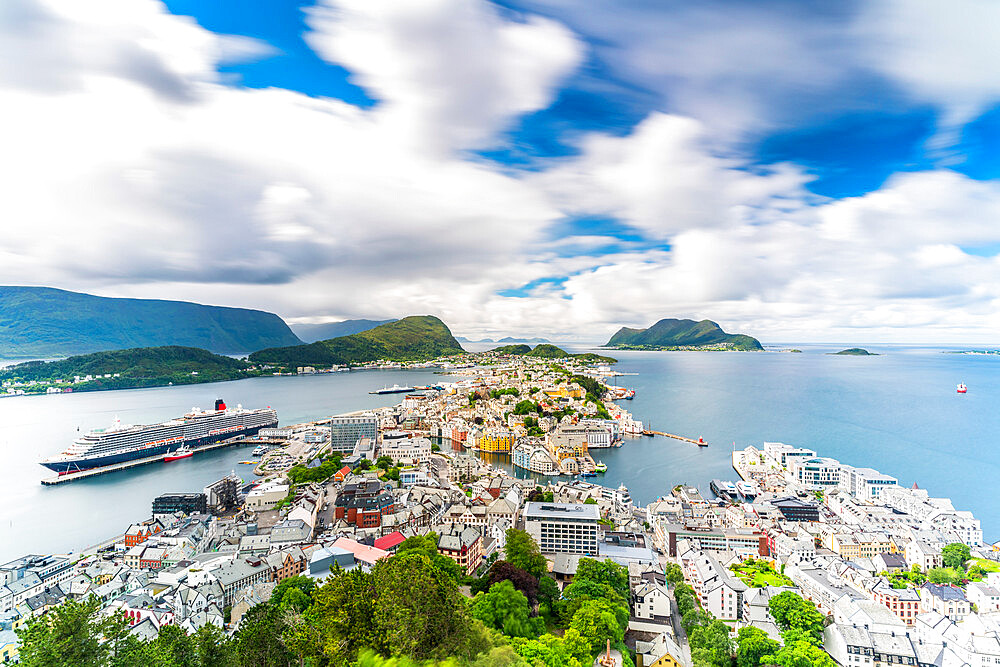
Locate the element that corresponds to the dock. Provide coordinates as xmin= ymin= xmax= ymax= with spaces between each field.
xmin=40 ymin=437 xmax=255 ymax=486
xmin=642 ymin=429 xmax=708 ymax=446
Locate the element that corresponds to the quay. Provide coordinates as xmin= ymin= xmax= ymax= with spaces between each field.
xmin=40 ymin=437 xmax=255 ymax=486
xmin=643 ymin=429 xmax=708 ymax=446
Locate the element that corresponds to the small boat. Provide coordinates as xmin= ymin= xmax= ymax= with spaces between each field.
xmin=957 ymin=383 xmax=968 ymax=394
xmin=238 ymin=460 xmax=256 ymax=465
xmin=594 ymin=462 xmax=608 ymax=473
xmin=579 ymin=471 xmax=597 ymax=478
xmin=369 ymin=384 xmax=415 ymax=395
xmin=251 ymin=446 xmax=268 ymax=457
xmin=164 ymin=446 xmax=193 ymax=462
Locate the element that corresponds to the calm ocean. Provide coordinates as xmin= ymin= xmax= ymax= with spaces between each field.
xmin=0 ymin=345 xmax=996 ymax=561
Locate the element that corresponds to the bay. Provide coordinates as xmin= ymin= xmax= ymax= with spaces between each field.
xmin=1 ymin=344 xmax=998 ymax=563
xmin=479 ymin=344 xmax=1000 ymax=543
xmin=0 ymin=369 xmax=453 ymax=562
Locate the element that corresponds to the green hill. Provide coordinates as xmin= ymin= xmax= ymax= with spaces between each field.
xmin=0 ymin=346 xmax=252 ymax=392
xmin=831 ymin=348 xmax=876 ymax=356
xmin=0 ymin=286 xmax=301 ymax=358
xmin=291 ymin=319 xmax=396 ymax=343
xmin=489 ymin=343 xmax=616 ymax=363
xmin=606 ymin=318 xmax=763 ymax=351
xmin=249 ymin=315 xmax=466 ymax=366
xmin=490 ymin=344 xmax=532 ymax=355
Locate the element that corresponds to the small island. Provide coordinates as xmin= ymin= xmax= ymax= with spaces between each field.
xmin=830 ymin=348 xmax=877 ymax=356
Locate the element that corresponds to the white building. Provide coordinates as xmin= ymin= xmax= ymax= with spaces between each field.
xmin=837 ymin=465 xmax=898 ymax=501
xmin=523 ymin=502 xmax=600 ymax=556
xmin=378 ymin=435 xmax=432 ymax=465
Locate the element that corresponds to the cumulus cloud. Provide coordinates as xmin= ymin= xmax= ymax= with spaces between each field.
xmin=3 ymin=0 xmax=1000 ymax=344
xmin=304 ymin=0 xmax=583 ymax=151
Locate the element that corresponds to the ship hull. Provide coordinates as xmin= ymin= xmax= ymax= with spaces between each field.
xmin=42 ymin=421 xmax=277 ymax=474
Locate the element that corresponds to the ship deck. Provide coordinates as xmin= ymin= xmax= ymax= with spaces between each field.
xmin=40 ymin=437 xmax=254 ymax=485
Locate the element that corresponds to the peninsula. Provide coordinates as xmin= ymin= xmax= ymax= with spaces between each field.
xmin=605 ymin=318 xmax=764 ymax=351
xmin=249 ymin=315 xmax=466 ymax=368
xmin=0 ymin=345 xmax=258 ymax=394
xmin=491 ymin=343 xmax=617 ymax=363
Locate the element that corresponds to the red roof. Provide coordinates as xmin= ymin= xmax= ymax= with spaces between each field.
xmin=336 ymin=465 xmax=351 ymax=477
xmin=373 ymin=531 xmax=406 ymax=551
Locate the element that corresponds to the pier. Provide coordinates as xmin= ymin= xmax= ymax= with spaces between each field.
xmin=642 ymin=429 xmax=708 ymax=446
xmin=40 ymin=437 xmax=256 ymax=486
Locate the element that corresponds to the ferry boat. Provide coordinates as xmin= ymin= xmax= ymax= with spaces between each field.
xmin=369 ymin=384 xmax=415 ymax=395
xmin=957 ymin=383 xmax=968 ymax=394
xmin=251 ymin=446 xmax=268 ymax=457
xmin=41 ymin=399 xmax=278 ymax=475
xmin=710 ymin=479 xmax=738 ymax=500
xmin=163 ymin=446 xmax=193 ymax=462
xmin=735 ymin=480 xmax=757 ymax=501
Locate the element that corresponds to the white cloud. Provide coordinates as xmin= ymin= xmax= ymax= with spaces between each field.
xmin=3 ymin=0 xmax=1000 ymax=346
xmin=304 ymin=0 xmax=583 ymax=152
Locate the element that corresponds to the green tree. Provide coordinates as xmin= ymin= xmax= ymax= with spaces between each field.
xmin=569 ymin=600 xmax=625 ymax=653
xmin=505 ymin=529 xmax=547 ymax=578
xmin=376 ymin=455 xmax=394 ymax=470
xmin=371 ymin=552 xmax=482 ymax=660
xmin=271 ymin=575 xmax=316 ymax=612
xmin=233 ymin=601 xmax=295 ymax=667
xmin=763 ymin=633 xmax=836 ymax=667
xmin=736 ymin=626 xmax=780 ymax=667
xmin=664 ymin=562 xmax=685 ymax=585
xmin=942 ymin=543 xmax=972 ymax=571
xmin=767 ymin=591 xmax=825 ymax=642
xmin=928 ymin=567 xmax=964 ymax=584
xmin=689 ymin=619 xmax=734 ymax=667
xmin=574 ymin=559 xmax=628 ymax=601
xmin=16 ymin=596 xmax=132 ymax=667
xmin=308 ymin=568 xmax=381 ymax=664
xmin=470 ymin=580 xmax=543 ymax=638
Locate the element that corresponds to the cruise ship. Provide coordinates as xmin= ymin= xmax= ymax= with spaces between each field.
xmin=41 ymin=399 xmax=278 ymax=475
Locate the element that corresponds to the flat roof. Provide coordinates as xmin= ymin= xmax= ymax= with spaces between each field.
xmin=524 ymin=501 xmax=601 ymax=521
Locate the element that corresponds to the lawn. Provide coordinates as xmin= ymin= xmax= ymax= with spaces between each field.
xmin=975 ymin=559 xmax=1000 ymax=573
xmin=730 ymin=559 xmax=795 ymax=588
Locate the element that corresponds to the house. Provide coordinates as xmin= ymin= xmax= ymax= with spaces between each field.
xmin=635 ymin=631 xmax=686 ymax=667
xmin=373 ymin=531 xmax=406 ymax=554
xmin=630 ymin=580 xmax=672 ymax=632
xmin=270 ymin=519 xmax=312 ymax=545
xmin=682 ymin=550 xmax=747 ymax=620
xmin=966 ymin=581 xmax=1000 ymax=613
xmin=212 ymin=558 xmax=271 ymax=606
xmin=437 ymin=524 xmax=483 ymax=576
xmin=904 ymin=540 xmax=942 ymax=572
xmin=265 ymin=547 xmax=308 ymax=583
xmin=871 ymin=552 xmax=908 ymax=573
xmin=330 ymin=538 xmax=390 ymax=571
xmin=122 ymin=519 xmax=166 ymax=547
xmin=919 ymin=582 xmax=970 ymax=622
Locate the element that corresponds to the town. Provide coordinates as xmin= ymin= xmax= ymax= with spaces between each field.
xmin=1 ymin=353 xmax=996 ymax=667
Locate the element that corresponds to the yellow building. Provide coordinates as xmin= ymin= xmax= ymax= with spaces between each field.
xmin=636 ymin=633 xmax=685 ymax=667
xmin=477 ymin=431 xmax=514 ymax=453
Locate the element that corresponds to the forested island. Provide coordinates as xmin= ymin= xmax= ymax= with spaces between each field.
xmin=605 ymin=318 xmax=763 ymax=351
xmin=0 ymin=346 xmax=258 ymax=394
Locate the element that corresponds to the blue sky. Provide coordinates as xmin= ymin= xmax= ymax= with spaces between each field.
xmin=4 ymin=0 xmax=1000 ymax=342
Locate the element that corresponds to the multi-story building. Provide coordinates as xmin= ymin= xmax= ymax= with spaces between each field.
xmin=437 ymin=524 xmax=483 ymax=576
xmin=870 ymin=580 xmax=920 ymax=626
xmin=787 ymin=456 xmax=842 ymax=489
xmin=476 ymin=429 xmax=514 ymax=453
xmin=378 ymin=434 xmax=431 ymax=464
xmin=152 ymin=493 xmax=207 ymax=516
xmin=329 ymin=414 xmax=379 ymax=454
xmin=919 ymin=583 xmax=970 ymax=622
xmin=837 ymin=465 xmax=898 ymax=501
xmin=524 ymin=502 xmax=600 ymax=555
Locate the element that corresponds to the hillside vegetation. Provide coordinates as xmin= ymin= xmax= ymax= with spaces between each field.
xmin=489 ymin=343 xmax=617 ymax=363
xmin=0 ymin=286 xmax=301 ymax=357
xmin=606 ymin=318 xmax=763 ymax=351
xmin=290 ymin=318 xmax=396 ymax=343
xmin=250 ymin=315 xmax=466 ymax=367
xmin=0 ymin=346 xmax=252 ymax=392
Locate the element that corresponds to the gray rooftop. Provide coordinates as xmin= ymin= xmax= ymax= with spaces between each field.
xmin=524 ymin=501 xmax=601 ymax=521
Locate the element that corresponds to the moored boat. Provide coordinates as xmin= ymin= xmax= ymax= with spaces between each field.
xmin=957 ymin=383 xmax=968 ymax=394
xmin=163 ymin=446 xmax=193 ymax=462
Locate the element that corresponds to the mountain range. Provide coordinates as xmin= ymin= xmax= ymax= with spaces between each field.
xmin=0 ymin=286 xmax=301 ymax=358
xmin=249 ymin=316 xmax=466 ymax=366
xmin=606 ymin=318 xmax=763 ymax=350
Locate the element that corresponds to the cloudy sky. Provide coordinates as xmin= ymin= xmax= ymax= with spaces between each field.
xmin=4 ymin=0 xmax=1000 ymax=343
